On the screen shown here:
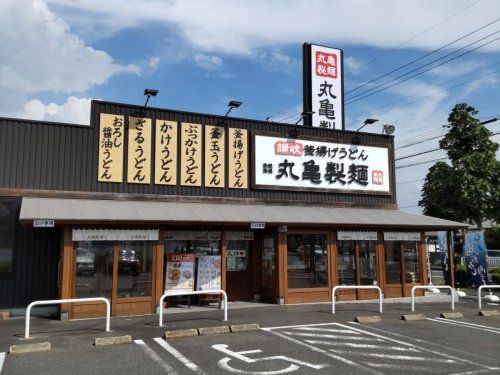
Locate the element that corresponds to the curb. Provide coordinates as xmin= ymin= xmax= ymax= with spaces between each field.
xmin=440 ymin=312 xmax=464 ymax=319
xmin=10 ymin=342 xmax=51 ymax=354
xmin=401 ymin=314 xmax=426 ymax=321
xmin=478 ymin=310 xmax=500 ymax=317
xmin=198 ymin=326 xmax=230 ymax=335
xmin=165 ymin=329 xmax=199 ymax=339
xmin=355 ymin=316 xmax=381 ymax=323
xmin=230 ymin=323 xmax=261 ymax=333
xmin=94 ymin=335 xmax=132 ymax=346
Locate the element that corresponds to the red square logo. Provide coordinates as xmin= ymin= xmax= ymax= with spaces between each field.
xmin=315 ymin=51 xmax=337 ymax=78
xmin=372 ymin=170 xmax=384 ymax=185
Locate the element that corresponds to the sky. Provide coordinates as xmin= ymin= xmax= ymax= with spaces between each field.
xmin=2 ymin=0 xmax=499 ymax=213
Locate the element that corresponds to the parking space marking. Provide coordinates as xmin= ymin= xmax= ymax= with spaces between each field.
xmin=303 ymin=340 xmax=418 ymax=351
xmin=153 ymin=337 xmax=206 ymax=374
xmin=291 ymin=326 xmax=360 ymax=334
xmin=134 ymin=339 xmax=178 ymax=374
xmin=346 ymin=322 xmax=499 ymax=371
xmin=364 ymin=362 xmax=442 ymax=372
xmin=0 ymin=352 xmax=5 ymax=374
xmin=263 ymin=328 xmax=384 ymax=375
xmin=281 ymin=331 xmax=384 ymax=341
xmin=436 ymin=317 xmax=500 ymax=331
xmin=427 ymin=318 xmax=500 ymax=334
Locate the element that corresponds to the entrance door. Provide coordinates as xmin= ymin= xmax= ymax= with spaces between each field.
xmin=71 ymin=240 xmax=155 ymax=318
xmin=226 ymin=239 xmax=253 ymax=301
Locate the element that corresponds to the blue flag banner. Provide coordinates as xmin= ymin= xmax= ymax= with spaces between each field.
xmin=465 ymin=231 xmax=488 ymax=287
xmin=436 ymin=231 xmax=450 ymax=284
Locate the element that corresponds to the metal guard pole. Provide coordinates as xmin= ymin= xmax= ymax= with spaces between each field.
xmin=159 ymin=290 xmax=227 ymax=327
xmin=331 ymin=285 xmax=383 ymax=314
xmin=411 ymin=286 xmax=454 ymax=312
xmin=25 ymin=297 xmax=110 ymax=339
xmin=478 ymin=285 xmax=500 ymax=310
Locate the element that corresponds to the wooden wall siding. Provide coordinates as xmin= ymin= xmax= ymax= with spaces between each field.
xmin=0 ymin=100 xmax=396 ymax=206
xmin=0 ymin=222 xmax=61 ymax=308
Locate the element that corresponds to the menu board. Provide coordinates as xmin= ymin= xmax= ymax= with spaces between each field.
xmin=196 ymin=255 xmax=222 ymax=291
xmin=165 ymin=254 xmax=195 ymax=292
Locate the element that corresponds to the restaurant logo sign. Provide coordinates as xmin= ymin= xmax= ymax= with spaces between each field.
xmin=253 ymin=134 xmax=391 ymax=194
xmin=303 ymin=43 xmax=344 ymax=130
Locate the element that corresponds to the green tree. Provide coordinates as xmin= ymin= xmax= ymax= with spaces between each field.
xmin=419 ymin=103 xmax=500 ymax=230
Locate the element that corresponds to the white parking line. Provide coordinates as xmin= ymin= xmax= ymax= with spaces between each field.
xmin=328 ymin=349 xmax=455 ymax=363
xmin=364 ymin=362 xmax=436 ymax=372
xmin=153 ymin=337 xmax=206 ymax=374
xmin=134 ymin=340 xmax=177 ymax=374
xmin=433 ymin=317 xmax=500 ymax=332
xmin=345 ymin=322 xmax=499 ymax=371
xmin=263 ymin=329 xmax=384 ymax=375
xmin=0 ymin=352 xmax=5 ymax=374
xmin=304 ymin=340 xmax=418 ymax=352
xmin=427 ymin=318 xmax=500 ymax=334
xmin=281 ymin=331 xmax=384 ymax=342
xmin=291 ymin=326 xmax=360 ymax=334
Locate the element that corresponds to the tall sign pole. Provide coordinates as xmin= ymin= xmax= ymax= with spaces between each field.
xmin=303 ymin=43 xmax=345 ymax=130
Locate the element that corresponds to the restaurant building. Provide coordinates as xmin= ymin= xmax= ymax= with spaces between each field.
xmin=0 ymin=99 xmax=466 ymax=319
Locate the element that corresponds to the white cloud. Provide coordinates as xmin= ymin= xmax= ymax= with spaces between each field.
xmin=194 ymin=53 xmax=223 ymax=70
xmin=21 ymin=96 xmax=92 ymax=125
xmin=46 ymin=0 xmax=500 ymax=55
xmin=345 ymin=56 xmax=363 ymax=75
xmin=0 ymin=0 xmax=138 ymax=95
xmin=148 ymin=56 xmax=161 ymax=69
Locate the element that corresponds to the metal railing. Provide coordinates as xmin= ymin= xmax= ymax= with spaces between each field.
xmin=25 ymin=297 xmax=110 ymax=339
xmin=331 ymin=285 xmax=383 ymax=314
xmin=478 ymin=285 xmax=500 ymax=309
xmin=411 ymin=286 xmax=454 ymax=312
xmin=159 ymin=290 xmax=228 ymax=327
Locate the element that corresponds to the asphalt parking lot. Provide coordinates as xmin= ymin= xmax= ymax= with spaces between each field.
xmin=1 ymin=297 xmax=499 ymax=374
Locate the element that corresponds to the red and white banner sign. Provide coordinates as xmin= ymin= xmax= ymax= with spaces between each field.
xmin=254 ymin=134 xmax=391 ymax=194
xmin=310 ymin=44 xmax=343 ymax=130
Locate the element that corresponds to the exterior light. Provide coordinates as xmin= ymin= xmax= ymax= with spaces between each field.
xmin=144 ymin=89 xmax=159 ymax=107
xmin=295 ymin=111 xmax=315 ymax=125
xmin=382 ymin=124 xmax=395 ymax=135
xmin=356 ymin=118 xmax=379 ymax=132
xmin=225 ymin=101 xmax=243 ymax=117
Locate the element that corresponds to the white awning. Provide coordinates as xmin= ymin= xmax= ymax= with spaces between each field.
xmin=20 ymin=197 xmax=468 ymax=229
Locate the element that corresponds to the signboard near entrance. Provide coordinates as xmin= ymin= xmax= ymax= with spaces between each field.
xmin=165 ymin=253 xmax=195 ymax=292
xmin=196 ymin=255 xmax=222 ymax=291
xmin=253 ymin=134 xmax=391 ymax=194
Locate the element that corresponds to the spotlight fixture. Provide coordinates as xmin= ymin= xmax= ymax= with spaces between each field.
xmin=295 ymin=111 xmax=315 ymax=125
xmin=382 ymin=124 xmax=396 ymax=135
xmin=225 ymin=101 xmax=243 ymax=117
xmin=356 ymin=118 xmax=379 ymax=132
xmin=143 ymin=89 xmax=159 ymax=107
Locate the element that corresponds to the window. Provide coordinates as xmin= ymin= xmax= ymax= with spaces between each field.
xmin=75 ymin=241 xmax=114 ymax=298
xmin=0 ymin=198 xmax=18 ymax=274
xmin=287 ymin=234 xmax=328 ymax=289
xmin=117 ymin=241 xmax=153 ymax=297
xmin=384 ymin=240 xmax=421 ymax=284
xmin=337 ymin=240 xmax=377 ymax=286
xmin=403 ymin=241 xmax=421 ymax=283
xmin=226 ymin=240 xmax=250 ymax=272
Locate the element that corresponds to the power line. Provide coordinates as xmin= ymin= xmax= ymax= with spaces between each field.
xmin=346 ymin=18 xmax=499 ymax=95
xmin=397 ymin=178 xmax=425 ymax=185
xmin=346 ymin=0 xmax=483 ymax=74
xmin=396 ymin=157 xmax=448 ymax=169
xmin=345 ymin=32 xmax=500 ymax=104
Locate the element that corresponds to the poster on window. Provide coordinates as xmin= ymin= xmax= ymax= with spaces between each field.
xmin=196 ymin=255 xmax=221 ymax=291
xmin=253 ymin=134 xmax=391 ymax=194
xmin=165 ymin=254 xmax=195 ymax=292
